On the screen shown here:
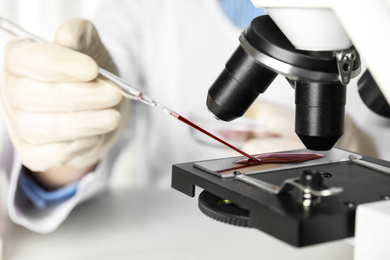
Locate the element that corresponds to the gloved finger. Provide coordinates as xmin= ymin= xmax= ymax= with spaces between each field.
xmin=3 ymin=72 xmax=122 ymax=112
xmin=12 ymin=108 xmax=121 ymax=144
xmin=68 ymin=100 xmax=130 ymax=168
xmin=4 ymin=37 xmax=98 ymax=82
xmin=55 ymin=17 xmax=118 ymax=74
xmin=67 ymin=133 xmax=110 ymax=168
xmin=16 ymin=137 xmax=101 ymax=172
xmin=241 ymin=137 xmax=305 ymax=155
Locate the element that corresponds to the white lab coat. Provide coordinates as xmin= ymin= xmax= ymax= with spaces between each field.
xmin=3 ymin=0 xmax=389 ymax=233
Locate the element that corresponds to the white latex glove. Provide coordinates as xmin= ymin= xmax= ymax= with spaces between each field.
xmin=0 ymin=18 xmax=130 ymax=187
xmin=242 ymin=100 xmax=377 ymax=157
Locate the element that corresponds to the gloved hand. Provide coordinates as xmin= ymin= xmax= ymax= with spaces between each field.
xmin=0 ymin=18 xmax=130 ymax=189
xmin=242 ymin=100 xmax=377 ymax=157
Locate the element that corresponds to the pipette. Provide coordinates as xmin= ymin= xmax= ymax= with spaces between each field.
xmin=0 ymin=17 xmax=259 ymax=161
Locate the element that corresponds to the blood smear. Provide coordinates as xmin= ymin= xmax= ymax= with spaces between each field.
xmin=236 ymin=152 xmax=324 ymax=164
xmin=216 ymin=152 xmax=324 ymax=173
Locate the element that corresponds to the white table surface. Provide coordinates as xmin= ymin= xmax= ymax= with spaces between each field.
xmin=3 ymin=187 xmax=354 ymax=260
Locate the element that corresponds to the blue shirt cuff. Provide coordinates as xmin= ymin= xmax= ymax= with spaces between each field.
xmin=18 ymin=167 xmax=79 ymax=209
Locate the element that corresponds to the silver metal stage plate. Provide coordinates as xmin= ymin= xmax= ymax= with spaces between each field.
xmin=194 ymin=148 xmax=362 ymax=178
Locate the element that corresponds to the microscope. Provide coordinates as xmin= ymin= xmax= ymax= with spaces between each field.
xmin=172 ymin=1 xmax=390 ymax=257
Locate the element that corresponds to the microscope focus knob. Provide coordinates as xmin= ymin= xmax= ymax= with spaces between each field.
xmin=198 ymin=190 xmax=251 ymax=227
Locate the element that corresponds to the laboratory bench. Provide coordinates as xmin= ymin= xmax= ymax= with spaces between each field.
xmin=3 ymin=188 xmax=353 ymax=260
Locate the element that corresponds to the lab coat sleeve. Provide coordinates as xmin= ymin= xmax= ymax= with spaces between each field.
xmin=2 ymin=109 xmax=134 ymax=233
xmin=89 ymin=0 xmax=145 ymax=86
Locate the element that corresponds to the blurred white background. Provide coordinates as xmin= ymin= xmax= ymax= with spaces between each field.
xmin=0 ymin=0 xmax=105 ymax=40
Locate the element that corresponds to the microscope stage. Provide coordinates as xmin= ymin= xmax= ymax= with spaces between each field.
xmin=171 ymin=148 xmax=390 ymax=247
